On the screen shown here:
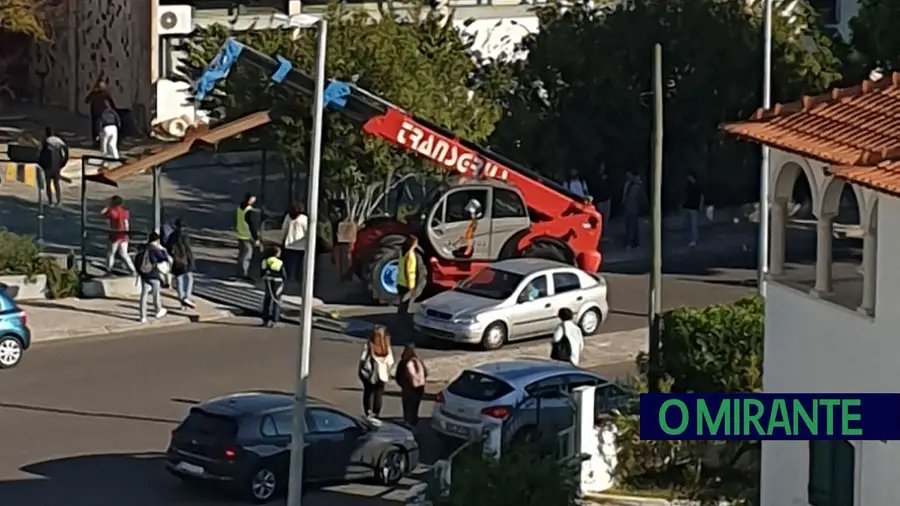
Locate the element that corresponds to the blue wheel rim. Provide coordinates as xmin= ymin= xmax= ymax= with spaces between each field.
xmin=380 ymin=260 xmax=399 ymax=295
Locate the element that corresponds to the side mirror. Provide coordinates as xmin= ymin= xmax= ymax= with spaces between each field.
xmin=465 ymin=199 xmax=482 ymax=219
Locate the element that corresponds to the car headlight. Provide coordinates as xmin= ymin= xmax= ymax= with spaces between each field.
xmin=452 ymin=315 xmax=478 ymax=324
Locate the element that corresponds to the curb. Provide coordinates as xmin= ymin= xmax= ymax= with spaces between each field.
xmin=2 ymin=161 xmax=41 ymax=189
xmin=585 ymin=492 xmax=672 ymax=505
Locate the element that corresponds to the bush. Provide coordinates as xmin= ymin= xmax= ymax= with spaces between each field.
xmin=0 ymin=231 xmax=79 ymax=299
xmin=613 ymin=296 xmax=764 ymax=504
xmin=426 ymin=442 xmax=583 ymax=506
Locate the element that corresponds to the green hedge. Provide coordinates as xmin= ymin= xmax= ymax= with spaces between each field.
xmin=0 ymin=231 xmax=79 ymax=299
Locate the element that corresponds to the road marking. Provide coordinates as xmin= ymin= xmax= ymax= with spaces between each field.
xmin=424 ymin=327 xmax=648 ymax=383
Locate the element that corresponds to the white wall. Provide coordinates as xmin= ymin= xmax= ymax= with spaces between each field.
xmin=761 ymin=194 xmax=900 ymax=506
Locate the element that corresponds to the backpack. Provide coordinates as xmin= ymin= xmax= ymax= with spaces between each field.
xmin=407 ymin=359 xmax=426 ymax=388
xmin=135 ymin=247 xmax=154 ymax=275
xmin=550 ymin=332 xmax=573 ymax=363
xmin=170 ymin=239 xmax=188 ymax=270
xmin=358 ymin=346 xmax=379 ymax=385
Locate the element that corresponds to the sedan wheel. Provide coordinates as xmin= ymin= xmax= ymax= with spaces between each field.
xmin=379 ymin=448 xmax=407 ymax=485
xmin=578 ymin=308 xmax=602 ymax=336
xmin=481 ymin=322 xmax=507 ymax=351
xmin=0 ymin=336 xmax=23 ymax=369
xmin=247 ymin=467 xmax=278 ymax=504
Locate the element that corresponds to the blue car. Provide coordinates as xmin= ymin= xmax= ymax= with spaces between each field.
xmin=0 ymin=289 xmax=30 ymax=368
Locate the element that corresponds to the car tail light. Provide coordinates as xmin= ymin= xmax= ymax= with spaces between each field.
xmin=481 ymin=406 xmax=511 ymax=420
xmin=18 ymin=312 xmax=26 ymax=326
xmin=435 ymin=391 xmax=445 ymax=404
xmin=224 ymin=448 xmax=237 ymax=461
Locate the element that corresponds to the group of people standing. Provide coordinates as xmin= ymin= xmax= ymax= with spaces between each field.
xmin=357 ymin=325 xmax=428 ymax=427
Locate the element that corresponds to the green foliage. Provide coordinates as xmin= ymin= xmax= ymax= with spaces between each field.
xmin=0 ymin=231 xmax=79 ymax=299
xmin=850 ymin=0 xmax=900 ymax=72
xmin=490 ymin=0 xmax=846 ymax=209
xmin=180 ymin=3 xmax=503 ymax=215
xmin=660 ymin=295 xmax=764 ymax=394
xmin=614 ymin=296 xmax=764 ymax=504
xmin=426 ymin=442 xmax=583 ymax=506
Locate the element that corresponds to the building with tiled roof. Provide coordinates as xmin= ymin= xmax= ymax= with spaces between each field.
xmin=721 ymin=72 xmax=900 ymax=506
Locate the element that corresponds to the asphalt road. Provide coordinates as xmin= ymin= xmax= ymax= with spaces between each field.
xmin=0 ymin=261 xmax=757 ymax=506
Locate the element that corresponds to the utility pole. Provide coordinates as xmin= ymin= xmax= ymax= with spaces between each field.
xmin=648 ymin=44 xmax=664 ymax=393
xmin=759 ymin=0 xmax=773 ymax=298
xmin=285 ymin=18 xmax=327 ymax=506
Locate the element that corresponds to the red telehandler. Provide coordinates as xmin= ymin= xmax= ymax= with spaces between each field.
xmin=194 ymin=38 xmax=603 ymax=305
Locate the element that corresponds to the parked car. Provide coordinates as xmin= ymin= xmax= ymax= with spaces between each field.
xmin=166 ymin=392 xmax=419 ymax=504
xmin=0 ymin=289 xmax=30 ymax=369
xmin=431 ymin=359 xmax=632 ymax=446
xmin=413 ymin=258 xmax=608 ymax=350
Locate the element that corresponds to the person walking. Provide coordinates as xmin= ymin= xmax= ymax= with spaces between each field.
xmin=683 ymin=173 xmax=703 ymax=247
xmin=551 ymin=308 xmax=584 ymax=366
xmin=135 ymin=232 xmax=171 ymax=323
xmin=235 ymin=193 xmax=261 ymax=280
xmin=84 ymin=78 xmax=115 ymax=146
xmin=99 ymin=101 xmax=121 ymax=162
xmin=281 ymin=204 xmax=309 ymax=285
xmin=395 ymin=344 xmax=427 ymax=427
xmin=37 ymin=126 xmax=69 ymax=207
xmin=358 ymin=326 xmax=395 ymax=419
xmin=621 ymin=171 xmax=645 ymax=249
xmin=101 ymin=195 xmax=136 ymax=275
xmin=165 ymin=218 xmax=196 ymax=309
xmin=260 ymin=246 xmax=286 ymax=328
xmin=396 ymin=236 xmax=418 ymax=319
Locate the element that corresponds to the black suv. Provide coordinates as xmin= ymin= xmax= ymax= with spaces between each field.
xmin=166 ymin=392 xmax=419 ymax=503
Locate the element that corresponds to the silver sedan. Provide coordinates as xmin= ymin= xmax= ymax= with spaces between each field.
xmin=413 ymin=258 xmax=609 ymax=350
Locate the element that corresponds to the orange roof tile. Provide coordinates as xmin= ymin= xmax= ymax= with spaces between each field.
xmin=720 ymin=72 xmax=900 ymax=167
xmin=829 ymin=162 xmax=900 ymax=197
xmin=86 ymin=111 xmax=272 ymax=187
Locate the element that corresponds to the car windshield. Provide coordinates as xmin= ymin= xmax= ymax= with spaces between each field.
xmin=456 ymin=267 xmax=523 ymax=300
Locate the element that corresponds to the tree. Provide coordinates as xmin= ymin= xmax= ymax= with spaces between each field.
xmin=0 ymin=0 xmax=60 ymax=100
xmin=850 ymin=0 xmax=900 ymax=73
xmin=489 ymin=0 xmax=846 ymax=210
xmin=179 ymin=3 xmax=505 ymax=223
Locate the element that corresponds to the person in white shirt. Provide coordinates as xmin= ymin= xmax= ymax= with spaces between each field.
xmin=281 ymin=204 xmax=309 ymax=285
xmin=565 ymin=169 xmax=590 ymax=200
xmin=551 ymin=308 xmax=584 ymax=366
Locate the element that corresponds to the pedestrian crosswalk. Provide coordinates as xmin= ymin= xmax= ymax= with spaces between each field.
xmin=191 ymin=274 xmax=305 ymax=317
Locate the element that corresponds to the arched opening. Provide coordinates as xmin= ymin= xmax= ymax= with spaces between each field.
xmin=770 ymin=161 xmax=817 ymax=288
xmin=817 ymin=180 xmax=865 ymax=310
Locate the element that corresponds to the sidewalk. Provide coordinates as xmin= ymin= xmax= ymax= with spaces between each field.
xmin=17 ymin=291 xmax=231 ymax=343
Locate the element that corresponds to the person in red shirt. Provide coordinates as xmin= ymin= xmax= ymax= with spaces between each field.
xmin=101 ymin=195 xmax=136 ymax=275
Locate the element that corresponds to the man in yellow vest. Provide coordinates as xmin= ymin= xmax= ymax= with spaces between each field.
xmin=236 ymin=192 xmax=261 ymax=280
xmin=261 ymin=246 xmax=286 ymax=327
xmin=397 ymin=236 xmax=418 ymax=320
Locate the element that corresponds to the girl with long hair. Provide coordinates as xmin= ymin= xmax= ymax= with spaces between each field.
xmin=358 ymin=325 xmax=395 ymax=418
xmin=395 ymin=344 xmax=427 ymax=426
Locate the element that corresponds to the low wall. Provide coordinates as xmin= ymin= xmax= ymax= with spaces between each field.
xmin=0 ymin=275 xmax=48 ymax=300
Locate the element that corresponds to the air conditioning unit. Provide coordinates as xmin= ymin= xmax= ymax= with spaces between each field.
xmin=158 ymin=5 xmax=194 ymax=36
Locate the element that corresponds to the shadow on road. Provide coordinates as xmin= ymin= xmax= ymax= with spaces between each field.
xmin=0 ymin=402 xmax=181 ymax=424
xmin=0 ymin=452 xmax=408 ymax=506
xmin=336 ymin=387 xmax=439 ymax=404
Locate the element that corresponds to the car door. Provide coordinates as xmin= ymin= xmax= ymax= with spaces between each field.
xmin=516 ymin=375 xmax=573 ymax=440
xmin=488 ymin=187 xmax=530 ymax=258
xmin=505 ymin=273 xmax=555 ymax=339
xmin=258 ymin=412 xmax=298 ymax=480
xmin=306 ymin=408 xmax=368 ymax=479
xmin=426 ymin=187 xmax=491 ymax=261
xmin=550 ymin=271 xmax=586 ymax=322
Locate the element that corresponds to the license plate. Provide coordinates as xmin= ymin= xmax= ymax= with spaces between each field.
xmin=175 ymin=462 xmax=205 ymax=476
xmin=445 ymin=422 xmax=469 ymax=436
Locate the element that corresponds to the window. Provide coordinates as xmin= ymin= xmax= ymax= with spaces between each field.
xmin=517 ymin=275 xmax=549 ymax=302
xmin=445 ymin=189 xmax=488 ymax=223
xmin=553 ymin=272 xmax=582 ymax=294
xmin=493 ymin=188 xmax=527 ymax=219
xmin=457 ymin=267 xmax=524 ymax=300
xmin=447 ymin=371 xmax=515 ymax=401
xmin=808 ymin=440 xmax=855 ymax=506
xmin=260 ymin=411 xmax=295 ymax=437
xmin=307 ymin=409 xmax=358 ymax=433
xmin=565 ymin=373 xmax=602 ymax=391
xmin=525 ymin=376 xmax=567 ymax=399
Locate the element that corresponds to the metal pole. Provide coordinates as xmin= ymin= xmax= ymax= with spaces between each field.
xmin=36 ymin=170 xmax=45 ymax=250
xmin=648 ymin=44 xmax=664 ymax=393
xmin=152 ymin=166 xmax=161 ymax=233
xmin=759 ymin=0 xmax=773 ymax=298
xmin=286 ymin=19 xmax=327 ymax=506
xmin=80 ymin=158 xmax=88 ymax=279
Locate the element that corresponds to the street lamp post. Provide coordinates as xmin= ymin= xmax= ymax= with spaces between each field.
xmin=277 ymin=14 xmax=328 ymax=506
xmin=759 ymin=0 xmax=773 ymax=297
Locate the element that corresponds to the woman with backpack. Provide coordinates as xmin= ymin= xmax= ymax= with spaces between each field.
xmin=551 ymin=308 xmax=584 ymax=366
xmin=136 ymin=232 xmax=172 ymax=323
xmin=358 ymin=326 xmax=395 ymax=419
xmin=395 ymin=344 xmax=427 ymax=427
xmin=165 ymin=218 xmax=196 ymax=309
